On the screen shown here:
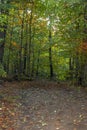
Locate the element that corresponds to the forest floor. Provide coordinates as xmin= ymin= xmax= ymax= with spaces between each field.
xmin=0 ymin=80 xmax=87 ymax=130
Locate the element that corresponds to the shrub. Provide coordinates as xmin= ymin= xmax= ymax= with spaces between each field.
xmin=0 ymin=64 xmax=7 ymax=78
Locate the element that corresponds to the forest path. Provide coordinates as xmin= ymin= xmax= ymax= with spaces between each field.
xmin=0 ymin=80 xmax=87 ymax=130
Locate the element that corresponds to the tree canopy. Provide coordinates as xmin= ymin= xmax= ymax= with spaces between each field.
xmin=0 ymin=0 xmax=87 ymax=86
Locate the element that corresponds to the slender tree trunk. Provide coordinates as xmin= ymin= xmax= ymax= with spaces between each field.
xmin=80 ymin=2 xmax=87 ymax=86
xmin=28 ymin=9 xmax=33 ymax=77
xmin=23 ymin=11 xmax=28 ymax=75
xmin=0 ymin=0 xmax=6 ymax=63
xmin=49 ymin=29 xmax=53 ymax=78
xmin=7 ymin=15 xmax=15 ymax=74
xmin=31 ymin=49 xmax=35 ymax=77
xmin=31 ymin=31 xmax=35 ymax=77
xmin=7 ymin=28 xmax=13 ymax=74
xmin=36 ymin=50 xmax=40 ymax=76
xmin=69 ymin=57 xmax=73 ymax=79
xmin=74 ymin=53 xmax=83 ymax=85
xmin=0 ymin=36 xmax=5 ymax=63
xmin=19 ymin=10 xmax=25 ymax=75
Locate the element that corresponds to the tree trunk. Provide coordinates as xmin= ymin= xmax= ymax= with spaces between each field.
xmin=31 ymin=31 xmax=35 ymax=77
xmin=49 ymin=29 xmax=53 ymax=78
xmin=36 ymin=50 xmax=40 ymax=76
xmin=0 ymin=0 xmax=9 ymax=64
xmin=23 ymin=11 xmax=28 ymax=75
xmin=27 ymin=9 xmax=33 ymax=77
xmin=7 ymin=15 xmax=15 ymax=74
xmin=0 ymin=19 xmax=6 ymax=64
xmin=0 ymin=39 xmax=5 ymax=63
xmin=19 ymin=10 xmax=25 ymax=75
xmin=81 ymin=2 xmax=87 ymax=86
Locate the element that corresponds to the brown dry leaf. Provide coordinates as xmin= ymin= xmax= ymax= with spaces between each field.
xmin=0 ymin=108 xmax=2 ymax=110
xmin=0 ymin=117 xmax=3 ymax=125
xmin=9 ymin=128 xmax=14 ymax=130
xmin=29 ymin=121 xmax=34 ymax=125
xmin=56 ymin=127 xmax=60 ymax=130
xmin=11 ymin=112 xmax=15 ymax=116
xmin=73 ymin=119 xmax=77 ymax=124
xmin=73 ymin=128 xmax=77 ymax=130
xmin=23 ymin=117 xmax=27 ymax=122
xmin=2 ymin=124 xmax=8 ymax=129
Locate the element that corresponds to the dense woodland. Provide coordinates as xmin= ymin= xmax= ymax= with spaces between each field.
xmin=0 ymin=0 xmax=87 ymax=86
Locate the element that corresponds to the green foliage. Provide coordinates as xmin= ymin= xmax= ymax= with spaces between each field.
xmin=0 ymin=0 xmax=87 ymax=85
xmin=0 ymin=64 xmax=7 ymax=78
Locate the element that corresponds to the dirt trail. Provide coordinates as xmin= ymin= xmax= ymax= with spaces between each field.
xmin=0 ymin=81 xmax=87 ymax=130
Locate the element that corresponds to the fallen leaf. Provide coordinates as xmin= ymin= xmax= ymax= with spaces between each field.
xmin=9 ymin=128 xmax=14 ymax=130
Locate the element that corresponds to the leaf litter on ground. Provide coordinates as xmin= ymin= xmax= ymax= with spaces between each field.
xmin=0 ymin=80 xmax=87 ymax=130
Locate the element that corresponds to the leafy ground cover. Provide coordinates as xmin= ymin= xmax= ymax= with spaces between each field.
xmin=0 ymin=80 xmax=87 ymax=130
